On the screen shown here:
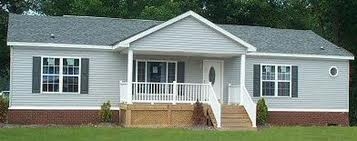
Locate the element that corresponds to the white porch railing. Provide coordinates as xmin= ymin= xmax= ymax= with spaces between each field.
xmin=119 ymin=81 xmax=128 ymax=103
xmin=119 ymin=81 xmax=221 ymax=128
xmin=130 ymin=82 xmax=210 ymax=103
xmin=240 ymin=86 xmax=257 ymax=127
xmin=227 ymin=84 xmax=240 ymax=105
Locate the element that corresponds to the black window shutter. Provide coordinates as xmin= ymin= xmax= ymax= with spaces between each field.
xmin=292 ymin=66 xmax=298 ymax=97
xmin=133 ymin=60 xmax=136 ymax=82
xmin=253 ymin=64 xmax=260 ymax=97
xmin=32 ymin=57 xmax=41 ymax=93
xmin=80 ymin=58 xmax=89 ymax=94
xmin=177 ymin=62 xmax=185 ymax=83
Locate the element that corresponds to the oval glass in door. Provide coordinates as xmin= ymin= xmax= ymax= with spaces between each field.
xmin=209 ymin=66 xmax=215 ymax=85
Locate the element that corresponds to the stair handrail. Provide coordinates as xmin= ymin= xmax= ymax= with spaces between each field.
xmin=208 ymin=82 xmax=221 ymax=128
xmin=240 ymin=86 xmax=257 ymax=127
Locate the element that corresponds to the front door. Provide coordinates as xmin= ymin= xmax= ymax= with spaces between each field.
xmin=203 ymin=60 xmax=223 ymax=102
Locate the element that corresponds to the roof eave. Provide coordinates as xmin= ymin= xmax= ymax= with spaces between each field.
xmin=247 ymin=52 xmax=354 ymax=60
xmin=7 ymin=41 xmax=113 ymax=50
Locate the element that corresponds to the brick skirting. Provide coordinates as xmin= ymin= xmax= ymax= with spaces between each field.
xmin=8 ymin=110 xmax=120 ymax=125
xmin=268 ymin=111 xmax=349 ymax=126
xmin=7 ymin=110 xmax=349 ymax=126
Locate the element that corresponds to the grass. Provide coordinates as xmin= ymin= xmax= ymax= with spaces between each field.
xmin=0 ymin=127 xmax=356 ymax=141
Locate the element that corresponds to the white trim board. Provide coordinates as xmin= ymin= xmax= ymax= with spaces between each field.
xmin=268 ymin=108 xmax=349 ymax=112
xmin=9 ymin=106 xmax=120 ymax=110
xmin=113 ymin=11 xmax=257 ymax=52
xmin=8 ymin=42 xmax=113 ymax=50
xmin=247 ymin=52 xmax=354 ymax=60
xmin=9 ymin=41 xmax=353 ymax=60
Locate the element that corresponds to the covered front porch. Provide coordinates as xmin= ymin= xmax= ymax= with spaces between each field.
xmin=119 ymin=52 xmax=247 ymax=105
xmin=114 ymin=11 xmax=256 ymax=128
xmin=118 ymin=48 xmax=253 ymax=128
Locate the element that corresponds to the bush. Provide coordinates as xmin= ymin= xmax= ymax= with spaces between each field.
xmin=99 ymin=101 xmax=113 ymax=122
xmin=0 ymin=97 xmax=9 ymax=123
xmin=257 ymin=98 xmax=268 ymax=126
xmin=192 ymin=100 xmax=207 ymax=127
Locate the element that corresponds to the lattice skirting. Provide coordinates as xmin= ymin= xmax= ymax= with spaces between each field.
xmin=120 ymin=104 xmax=209 ymax=128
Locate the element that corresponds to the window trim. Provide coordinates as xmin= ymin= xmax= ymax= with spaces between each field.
xmin=135 ymin=59 xmax=178 ymax=83
xmin=260 ymin=64 xmax=292 ymax=97
xmin=329 ymin=66 xmax=339 ymax=77
xmin=40 ymin=56 xmax=81 ymax=94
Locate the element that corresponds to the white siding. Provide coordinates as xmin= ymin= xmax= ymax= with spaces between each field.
xmin=245 ymin=56 xmax=349 ymax=109
xmin=10 ymin=47 xmax=127 ymax=107
xmin=131 ymin=16 xmax=246 ymax=54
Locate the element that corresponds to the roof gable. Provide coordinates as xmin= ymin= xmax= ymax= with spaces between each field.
xmin=114 ymin=11 xmax=256 ymax=52
xmin=130 ymin=16 xmax=248 ymax=55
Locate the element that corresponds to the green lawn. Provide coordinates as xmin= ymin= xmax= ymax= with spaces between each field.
xmin=0 ymin=127 xmax=356 ymax=141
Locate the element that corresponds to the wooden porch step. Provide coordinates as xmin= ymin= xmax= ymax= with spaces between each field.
xmin=222 ymin=109 xmax=247 ymax=114
xmin=222 ymin=125 xmax=253 ymax=129
xmin=220 ymin=105 xmax=254 ymax=130
xmin=222 ymin=106 xmax=245 ymax=109
xmin=219 ymin=127 xmax=257 ymax=131
xmin=222 ymin=112 xmax=249 ymax=115
xmin=222 ymin=115 xmax=249 ymax=120
xmin=221 ymin=120 xmax=252 ymax=125
xmin=222 ymin=118 xmax=251 ymax=123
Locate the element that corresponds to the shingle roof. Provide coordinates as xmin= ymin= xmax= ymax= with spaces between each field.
xmin=7 ymin=14 xmax=353 ymax=57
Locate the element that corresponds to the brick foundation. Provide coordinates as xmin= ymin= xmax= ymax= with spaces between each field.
xmin=8 ymin=110 xmax=120 ymax=125
xmin=268 ymin=111 xmax=349 ymax=126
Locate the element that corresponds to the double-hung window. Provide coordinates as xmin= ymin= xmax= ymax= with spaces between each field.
xmin=41 ymin=57 xmax=80 ymax=93
xmin=261 ymin=64 xmax=291 ymax=97
xmin=62 ymin=58 xmax=80 ymax=92
xmin=42 ymin=57 xmax=60 ymax=93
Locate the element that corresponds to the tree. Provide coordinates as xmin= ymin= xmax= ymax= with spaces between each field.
xmin=139 ymin=1 xmax=181 ymax=21
xmin=0 ymin=0 xmax=30 ymax=91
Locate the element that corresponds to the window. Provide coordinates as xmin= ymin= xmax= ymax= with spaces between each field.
xmin=261 ymin=64 xmax=291 ymax=97
xmin=41 ymin=57 xmax=81 ymax=93
xmin=209 ymin=67 xmax=216 ymax=85
xmin=329 ymin=66 xmax=338 ymax=77
xmin=136 ymin=60 xmax=177 ymax=83
xmin=42 ymin=57 xmax=60 ymax=92
xmin=62 ymin=58 xmax=80 ymax=92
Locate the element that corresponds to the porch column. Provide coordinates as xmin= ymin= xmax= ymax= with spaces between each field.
xmin=127 ymin=49 xmax=133 ymax=104
xmin=240 ymin=54 xmax=246 ymax=104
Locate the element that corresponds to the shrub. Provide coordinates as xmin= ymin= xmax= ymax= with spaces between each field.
xmin=192 ymin=100 xmax=207 ymax=127
xmin=99 ymin=101 xmax=113 ymax=122
xmin=0 ymin=97 xmax=9 ymax=123
xmin=256 ymin=98 xmax=268 ymax=126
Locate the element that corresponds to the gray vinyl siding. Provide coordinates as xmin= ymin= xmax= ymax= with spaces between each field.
xmin=223 ymin=57 xmax=241 ymax=103
xmin=131 ymin=16 xmax=246 ymax=54
xmin=10 ymin=47 xmax=127 ymax=107
xmin=245 ymin=56 xmax=349 ymax=109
